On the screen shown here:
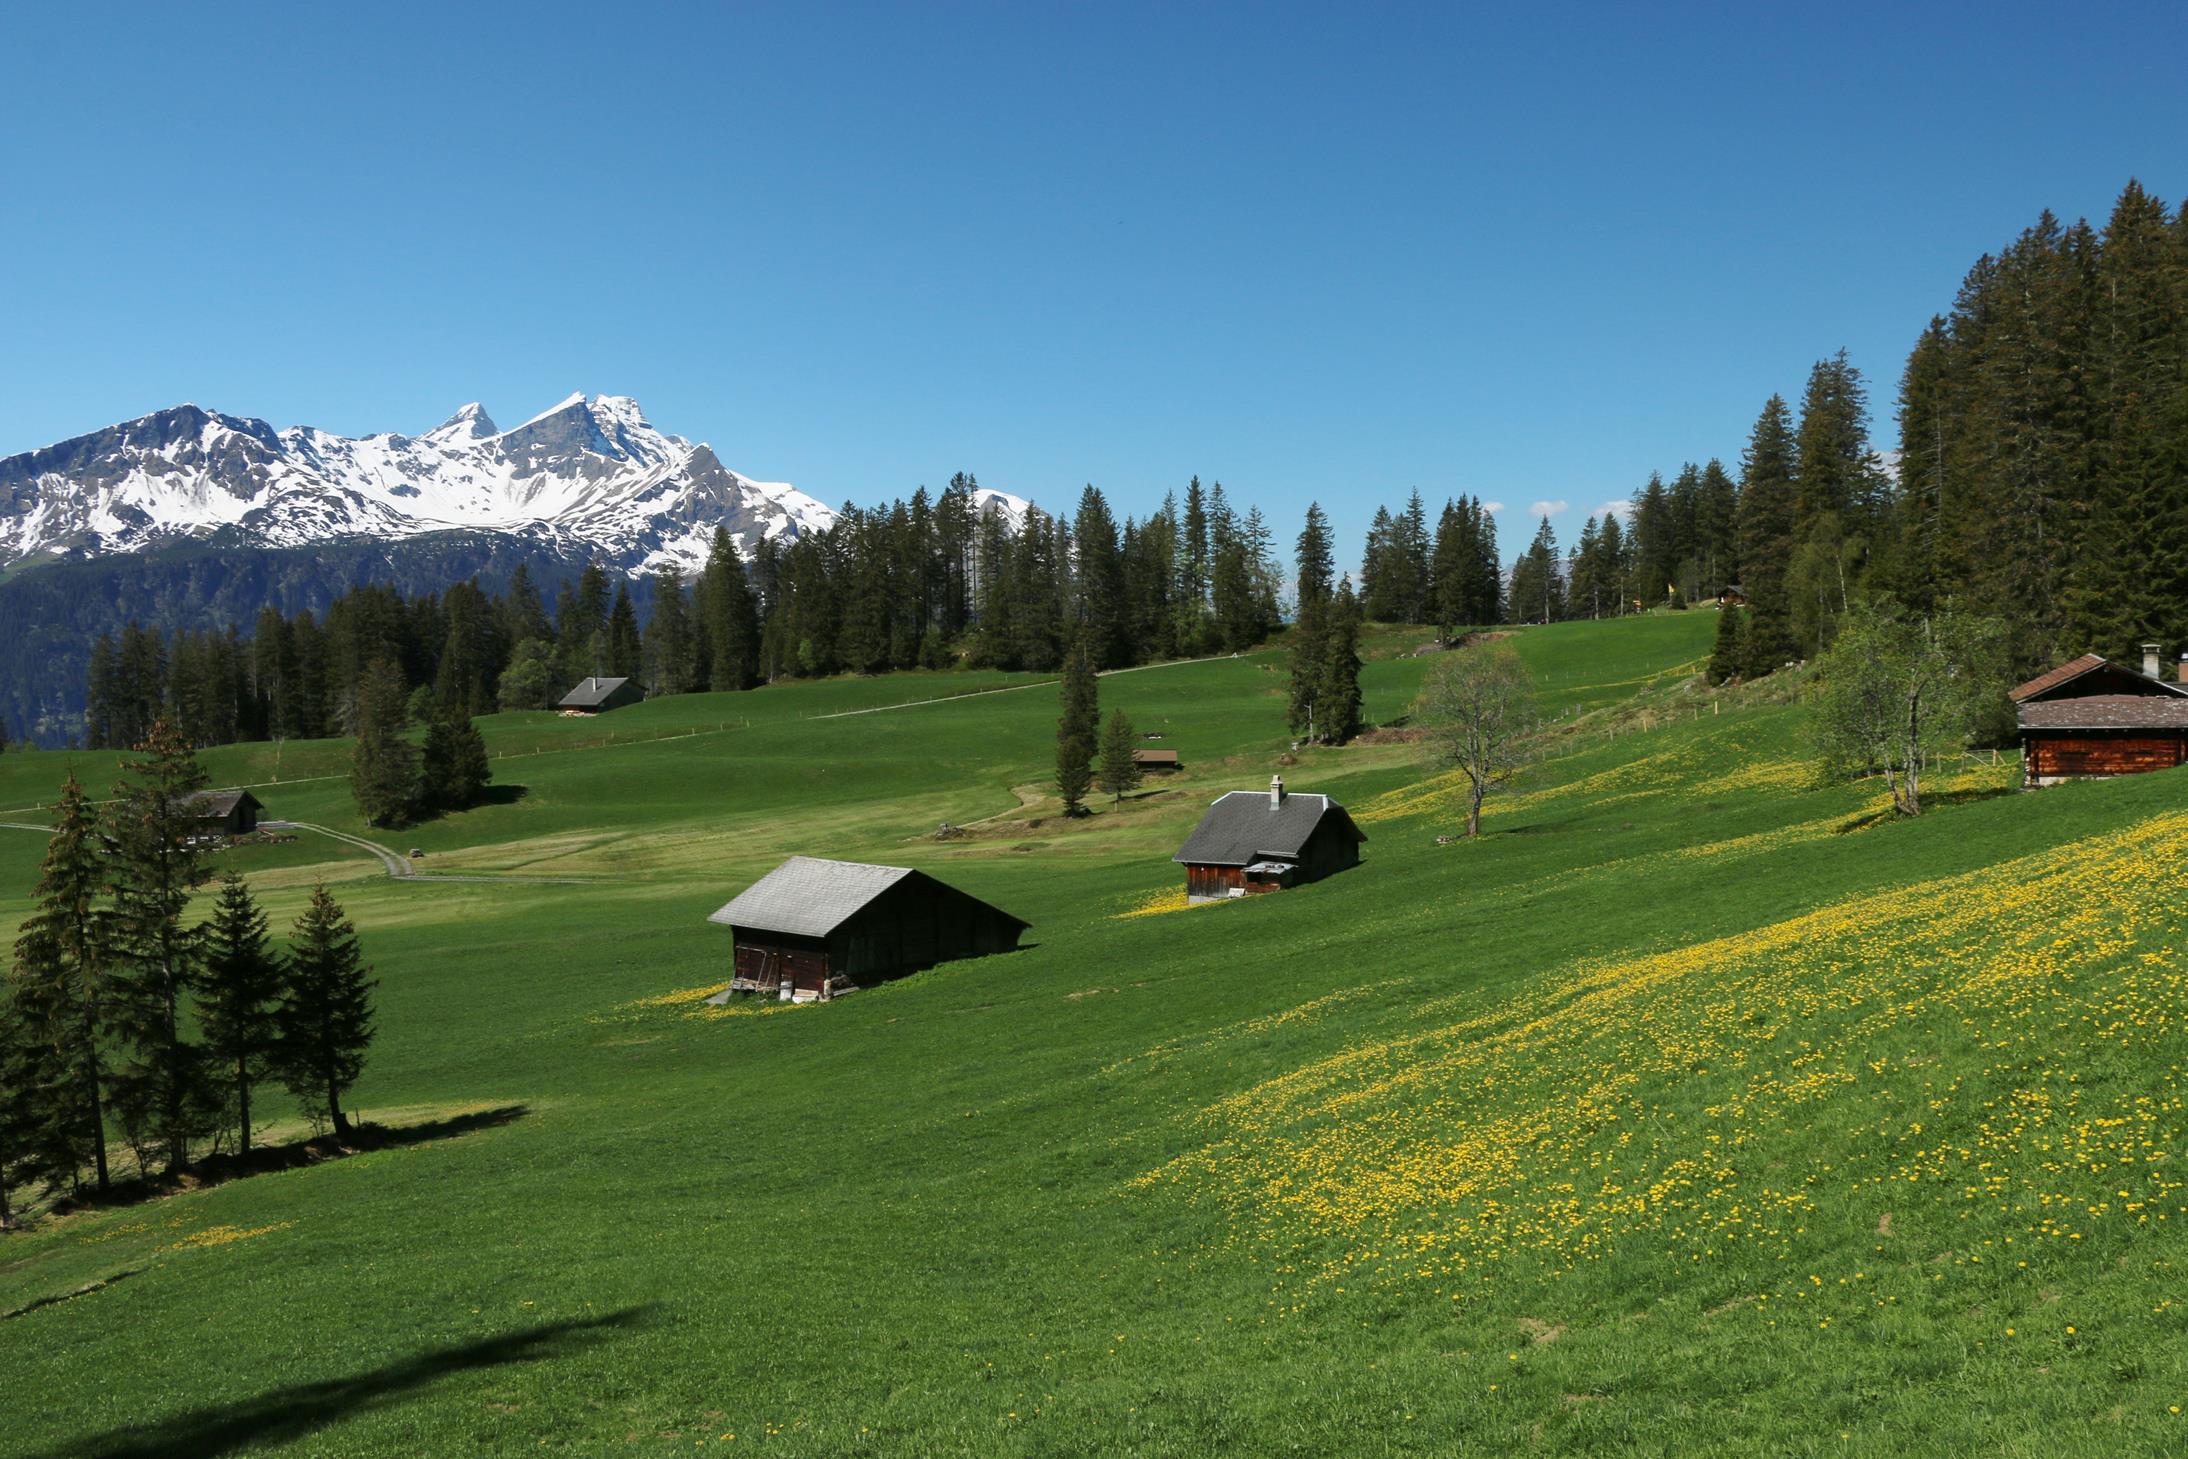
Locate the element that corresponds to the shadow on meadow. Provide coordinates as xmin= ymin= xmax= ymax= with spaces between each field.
xmin=31 ymin=1105 xmax=532 ymax=1225
xmin=43 ymin=1305 xmax=655 ymax=1459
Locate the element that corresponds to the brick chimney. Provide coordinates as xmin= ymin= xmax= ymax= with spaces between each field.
xmin=1270 ymin=775 xmax=1285 ymax=807
xmin=2143 ymin=643 xmax=2163 ymax=679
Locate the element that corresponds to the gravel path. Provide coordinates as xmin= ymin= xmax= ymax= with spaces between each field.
xmin=272 ymin=822 xmax=600 ymax=887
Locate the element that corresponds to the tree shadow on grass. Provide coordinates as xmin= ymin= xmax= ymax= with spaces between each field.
xmin=45 ymin=1305 xmax=655 ymax=1459
xmin=39 ymin=1106 xmax=531 ymax=1223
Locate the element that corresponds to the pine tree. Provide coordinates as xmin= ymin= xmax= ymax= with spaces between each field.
xmin=9 ymin=775 xmax=114 ymax=1194
xmin=0 ymin=993 xmax=66 ymax=1223
xmin=276 ymin=886 xmax=376 ymax=1141
xmin=104 ymin=719 xmax=217 ymax=1174
xmin=1318 ymin=580 xmax=1365 ymax=743
xmin=1706 ymin=602 xmax=1745 ymax=685
xmin=643 ymin=564 xmax=696 ymax=696
xmin=1736 ymin=395 xmax=1802 ymax=676
xmin=198 ymin=875 xmax=283 ymax=1157
xmin=605 ymin=584 xmax=644 ymax=681
xmin=1097 ymin=710 xmax=1142 ymax=803
xmin=1288 ymin=504 xmax=1336 ymax=738
xmin=351 ymin=658 xmax=420 ymax=828
xmin=701 ymin=528 xmax=761 ymax=690
xmin=1054 ymin=630 xmax=1099 ymax=816
xmin=419 ymin=709 xmax=491 ymax=814
xmin=1072 ymin=486 xmax=1129 ymax=669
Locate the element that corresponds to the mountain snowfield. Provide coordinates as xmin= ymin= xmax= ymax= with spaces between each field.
xmin=0 ymin=393 xmax=1033 ymax=577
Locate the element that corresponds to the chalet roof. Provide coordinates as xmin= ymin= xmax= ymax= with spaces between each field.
xmin=2009 ymin=653 xmax=2110 ymax=702
xmin=1133 ymin=748 xmax=1180 ymax=764
xmin=2018 ymin=696 xmax=2188 ymax=731
xmin=1173 ymin=790 xmax=1364 ymax=868
xmin=185 ymin=789 xmax=261 ymax=817
xmin=558 ymin=676 xmax=633 ymax=708
xmin=708 ymin=856 xmax=1029 ymax=940
xmin=2009 ymin=653 xmax=2187 ymax=704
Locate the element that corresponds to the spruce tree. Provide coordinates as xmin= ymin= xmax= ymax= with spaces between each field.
xmin=0 ymin=993 xmax=65 ymax=1222
xmin=1096 ymin=709 xmax=1142 ymax=803
xmin=1736 ymin=394 xmax=1802 ymax=676
xmin=105 ymin=719 xmax=217 ymax=1174
xmin=198 ymin=875 xmax=282 ymax=1157
xmin=1054 ymin=631 xmax=1099 ymax=816
xmin=644 ymin=564 xmax=695 ymax=696
xmin=1706 ymin=602 xmax=1745 ymax=685
xmin=1072 ymin=486 xmax=1128 ymax=669
xmin=701 ymin=527 xmax=761 ymax=690
xmin=419 ymin=709 xmax=491 ymax=814
xmin=9 ymin=775 xmax=114 ymax=1194
xmin=606 ymin=584 xmax=644 ymax=681
xmin=1318 ymin=580 xmax=1365 ymax=743
xmin=351 ymin=657 xmax=420 ymax=828
xmin=276 ymin=886 xmax=376 ymax=1142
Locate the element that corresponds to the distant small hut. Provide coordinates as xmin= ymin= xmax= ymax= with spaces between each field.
xmin=558 ymin=676 xmax=642 ymax=714
xmin=1133 ymin=748 xmax=1181 ymax=773
xmin=2013 ymin=645 xmax=2188 ymax=786
xmin=185 ymin=789 xmax=262 ymax=838
xmin=707 ymin=856 xmax=1030 ymax=1002
xmin=1716 ymin=585 xmax=1749 ymax=608
xmin=1173 ymin=777 xmax=1364 ymax=903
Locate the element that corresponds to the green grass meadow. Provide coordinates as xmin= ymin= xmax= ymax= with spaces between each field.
xmin=4 ymin=610 xmax=2186 ymax=1457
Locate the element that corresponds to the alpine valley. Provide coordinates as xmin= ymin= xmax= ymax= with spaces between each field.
xmin=0 ymin=395 xmax=1030 ymax=743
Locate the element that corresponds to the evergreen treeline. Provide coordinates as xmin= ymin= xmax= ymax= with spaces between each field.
xmin=1879 ymin=180 xmax=2188 ymax=670
xmin=0 ymin=727 xmax=377 ymax=1220
xmin=1358 ymin=491 xmax=1503 ymax=633
xmin=84 ymin=475 xmax=1290 ymax=751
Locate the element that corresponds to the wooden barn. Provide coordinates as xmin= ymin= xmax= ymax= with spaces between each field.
xmin=558 ymin=676 xmax=642 ymax=713
xmin=706 ymin=856 xmax=1029 ymax=1002
xmin=185 ymin=789 xmax=262 ymax=838
xmin=1133 ymin=748 xmax=1181 ymax=773
xmin=2013 ymin=645 xmax=2188 ymax=786
xmin=1173 ymin=777 xmax=1364 ymax=903
xmin=1716 ymin=584 xmax=1749 ymax=607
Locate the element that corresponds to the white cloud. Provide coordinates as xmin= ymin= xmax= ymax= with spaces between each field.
xmin=1594 ymin=499 xmax=1634 ymax=522
xmin=1527 ymin=499 xmax=1569 ymax=519
xmin=1480 ymin=499 xmax=1506 ymax=515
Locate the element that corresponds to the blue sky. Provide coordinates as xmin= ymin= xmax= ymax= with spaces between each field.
xmin=2 ymin=1 xmax=2183 ymax=564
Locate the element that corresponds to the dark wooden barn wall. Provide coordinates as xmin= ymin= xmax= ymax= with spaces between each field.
xmin=2026 ymin=733 xmax=2188 ymax=778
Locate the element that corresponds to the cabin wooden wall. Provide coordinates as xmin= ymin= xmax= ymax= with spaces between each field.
xmin=2026 ymin=732 xmax=2188 ymax=779
xmin=734 ymin=933 xmax=831 ymax=993
xmin=1185 ymin=864 xmax=1246 ymax=900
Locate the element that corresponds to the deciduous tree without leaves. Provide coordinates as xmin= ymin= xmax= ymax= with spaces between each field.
xmin=1413 ymin=643 xmax=1543 ymax=837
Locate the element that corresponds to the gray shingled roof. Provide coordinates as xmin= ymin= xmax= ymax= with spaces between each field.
xmin=709 ymin=857 xmax=913 ymax=938
xmin=185 ymin=789 xmax=261 ymax=816
xmin=559 ymin=676 xmax=633 ymax=708
xmin=1172 ymin=790 xmax=1363 ymax=867
xmin=2018 ymin=695 xmax=2188 ymax=731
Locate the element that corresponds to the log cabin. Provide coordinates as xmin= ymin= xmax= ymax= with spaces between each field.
xmin=558 ymin=676 xmax=643 ymax=713
xmin=184 ymin=789 xmax=263 ymax=838
xmin=1133 ymin=748 xmax=1181 ymax=772
xmin=1173 ymin=777 xmax=1364 ymax=903
xmin=2013 ymin=645 xmax=2188 ymax=786
xmin=706 ymin=856 xmax=1029 ymax=1002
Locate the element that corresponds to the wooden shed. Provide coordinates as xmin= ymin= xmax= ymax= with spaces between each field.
xmin=558 ymin=676 xmax=643 ymax=713
xmin=2013 ymin=647 xmax=2188 ymax=786
xmin=1716 ymin=585 xmax=1749 ymax=608
xmin=185 ymin=789 xmax=262 ymax=838
xmin=1133 ymin=748 xmax=1181 ymax=772
xmin=1173 ymin=777 xmax=1364 ymax=903
xmin=706 ymin=856 xmax=1030 ymax=1002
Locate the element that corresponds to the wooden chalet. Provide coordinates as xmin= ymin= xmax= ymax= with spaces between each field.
xmin=558 ymin=676 xmax=642 ymax=714
xmin=2013 ymin=645 xmax=2188 ymax=786
xmin=185 ymin=789 xmax=262 ymax=837
xmin=1133 ymin=748 xmax=1181 ymax=772
xmin=706 ymin=856 xmax=1029 ymax=1002
xmin=1716 ymin=585 xmax=1749 ymax=608
xmin=1173 ymin=777 xmax=1364 ymax=903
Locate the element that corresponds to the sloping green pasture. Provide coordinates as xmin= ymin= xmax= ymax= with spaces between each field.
xmin=3 ymin=611 xmax=2184 ymax=1457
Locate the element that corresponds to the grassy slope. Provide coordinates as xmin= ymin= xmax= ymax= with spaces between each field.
xmin=1 ymin=612 xmax=2184 ymax=1457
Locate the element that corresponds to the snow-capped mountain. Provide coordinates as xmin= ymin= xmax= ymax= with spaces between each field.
xmin=0 ymin=393 xmax=841 ymax=576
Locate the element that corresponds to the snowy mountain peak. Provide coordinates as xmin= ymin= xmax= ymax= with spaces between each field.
xmin=424 ymin=402 xmax=500 ymax=444
xmin=0 ymin=393 xmax=841 ymax=578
